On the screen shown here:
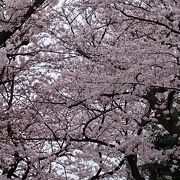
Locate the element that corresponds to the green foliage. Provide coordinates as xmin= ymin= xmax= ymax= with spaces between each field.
xmin=141 ymin=132 xmax=180 ymax=180
xmin=142 ymin=161 xmax=180 ymax=180
xmin=153 ymin=134 xmax=178 ymax=150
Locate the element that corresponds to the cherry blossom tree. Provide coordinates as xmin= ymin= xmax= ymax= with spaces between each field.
xmin=0 ymin=0 xmax=180 ymax=179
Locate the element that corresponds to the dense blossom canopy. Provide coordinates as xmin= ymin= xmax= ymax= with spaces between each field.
xmin=0 ymin=0 xmax=180 ymax=179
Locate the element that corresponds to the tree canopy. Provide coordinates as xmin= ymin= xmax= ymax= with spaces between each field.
xmin=0 ymin=0 xmax=180 ymax=179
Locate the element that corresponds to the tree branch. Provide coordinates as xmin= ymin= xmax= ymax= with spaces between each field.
xmin=0 ymin=0 xmax=46 ymax=46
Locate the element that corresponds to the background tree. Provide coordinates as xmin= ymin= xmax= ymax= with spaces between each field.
xmin=0 ymin=0 xmax=180 ymax=179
